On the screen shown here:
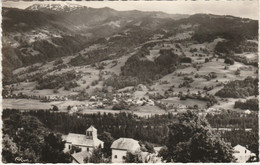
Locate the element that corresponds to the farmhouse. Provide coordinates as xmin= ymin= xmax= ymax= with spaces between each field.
xmin=111 ymin=138 xmax=140 ymax=163
xmin=64 ymin=126 xmax=104 ymax=152
xmin=233 ymin=144 xmax=256 ymax=163
xmin=244 ymin=110 xmax=251 ymax=115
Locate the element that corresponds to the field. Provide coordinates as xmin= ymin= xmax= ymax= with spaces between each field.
xmin=3 ymin=22 xmax=258 ymax=115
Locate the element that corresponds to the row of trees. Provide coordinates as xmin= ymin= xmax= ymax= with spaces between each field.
xmin=3 ymin=109 xmax=257 ymax=151
xmin=3 ymin=109 xmax=173 ymax=144
xmin=3 ymin=109 xmax=258 ymax=163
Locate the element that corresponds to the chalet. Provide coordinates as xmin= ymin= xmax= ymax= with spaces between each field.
xmin=112 ymin=98 xmax=119 ymax=104
xmin=111 ymin=138 xmax=140 ymax=163
xmin=68 ymin=106 xmax=78 ymax=114
xmin=233 ymin=145 xmax=256 ymax=163
xmin=89 ymin=96 xmax=97 ymax=101
xmin=64 ymin=126 xmax=104 ymax=153
xmin=147 ymin=99 xmax=155 ymax=106
xmin=136 ymin=99 xmax=144 ymax=106
xmin=136 ymin=84 xmax=147 ymax=91
xmin=244 ymin=110 xmax=251 ymax=115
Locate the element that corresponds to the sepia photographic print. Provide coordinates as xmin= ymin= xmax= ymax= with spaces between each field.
xmin=1 ymin=0 xmax=259 ymax=163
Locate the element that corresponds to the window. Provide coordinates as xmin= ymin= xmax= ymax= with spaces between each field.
xmin=68 ymin=145 xmax=71 ymax=149
xmin=123 ymin=156 xmax=126 ymax=160
xmin=87 ymin=148 xmax=89 ymax=151
xmin=114 ymin=155 xmax=117 ymax=159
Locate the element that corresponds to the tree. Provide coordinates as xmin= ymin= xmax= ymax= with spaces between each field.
xmin=164 ymin=110 xmax=234 ymax=163
xmin=224 ymin=58 xmax=234 ymax=65
xmin=158 ymin=146 xmax=168 ymax=161
xmin=67 ymin=105 xmax=71 ymax=111
xmin=99 ymin=132 xmax=114 ymax=158
xmin=247 ymin=126 xmax=259 ymax=162
xmin=125 ymin=151 xmax=143 ymax=163
xmin=2 ymin=112 xmax=70 ymax=163
xmin=84 ymin=147 xmax=108 ymax=163
xmin=41 ymin=133 xmax=71 ymax=163
xmin=235 ymin=69 xmax=241 ymax=76
xmin=144 ymin=141 xmax=155 ymax=153
xmin=52 ymin=105 xmax=59 ymax=111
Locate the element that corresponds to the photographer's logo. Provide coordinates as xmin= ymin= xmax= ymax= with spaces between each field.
xmin=15 ymin=157 xmax=30 ymax=163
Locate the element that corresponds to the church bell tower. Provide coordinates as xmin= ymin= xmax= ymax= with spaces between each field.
xmin=86 ymin=125 xmax=97 ymax=140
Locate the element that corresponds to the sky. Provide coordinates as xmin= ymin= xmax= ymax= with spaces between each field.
xmin=2 ymin=0 xmax=259 ymax=20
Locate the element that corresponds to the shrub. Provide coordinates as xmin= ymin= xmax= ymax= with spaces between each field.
xmin=180 ymin=57 xmax=192 ymax=63
xmin=112 ymin=101 xmax=128 ymax=110
xmin=224 ymin=58 xmax=234 ymax=65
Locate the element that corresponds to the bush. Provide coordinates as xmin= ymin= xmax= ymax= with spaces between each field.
xmin=224 ymin=58 xmax=234 ymax=65
xmin=91 ymin=80 xmax=99 ymax=86
xmin=52 ymin=105 xmax=59 ymax=111
xmin=112 ymin=102 xmax=128 ymax=110
xmin=53 ymin=88 xmax=59 ymax=94
xmin=180 ymin=57 xmax=192 ymax=63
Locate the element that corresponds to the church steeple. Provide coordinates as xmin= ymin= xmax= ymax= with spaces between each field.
xmin=86 ymin=125 xmax=97 ymax=140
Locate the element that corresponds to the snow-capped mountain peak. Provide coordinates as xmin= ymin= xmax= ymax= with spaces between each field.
xmin=26 ymin=3 xmax=85 ymax=12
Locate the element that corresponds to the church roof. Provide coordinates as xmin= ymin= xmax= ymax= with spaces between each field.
xmin=72 ymin=151 xmax=90 ymax=164
xmin=111 ymin=138 xmax=140 ymax=151
xmin=87 ymin=125 xmax=97 ymax=132
xmin=66 ymin=133 xmax=103 ymax=147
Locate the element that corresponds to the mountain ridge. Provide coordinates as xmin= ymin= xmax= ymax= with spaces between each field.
xmin=2 ymin=5 xmax=258 ymax=85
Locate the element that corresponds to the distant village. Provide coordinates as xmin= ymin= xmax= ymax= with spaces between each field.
xmin=4 ymin=84 xmax=255 ymax=117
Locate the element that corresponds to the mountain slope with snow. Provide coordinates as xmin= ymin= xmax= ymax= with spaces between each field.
xmin=26 ymin=3 xmax=85 ymax=12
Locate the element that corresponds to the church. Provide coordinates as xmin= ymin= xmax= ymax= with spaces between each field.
xmin=64 ymin=126 xmax=104 ymax=153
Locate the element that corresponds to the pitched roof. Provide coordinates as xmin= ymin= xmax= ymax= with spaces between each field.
xmin=66 ymin=133 xmax=103 ymax=147
xmin=87 ymin=125 xmax=97 ymax=132
xmin=72 ymin=151 xmax=91 ymax=164
xmin=233 ymin=144 xmax=251 ymax=152
xmin=111 ymin=138 xmax=140 ymax=151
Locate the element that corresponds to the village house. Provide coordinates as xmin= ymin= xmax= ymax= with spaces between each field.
xmin=233 ymin=144 xmax=256 ymax=163
xmin=111 ymin=138 xmax=140 ymax=163
xmin=64 ymin=126 xmax=104 ymax=153
xmin=71 ymin=151 xmax=91 ymax=164
xmin=244 ymin=110 xmax=251 ymax=115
